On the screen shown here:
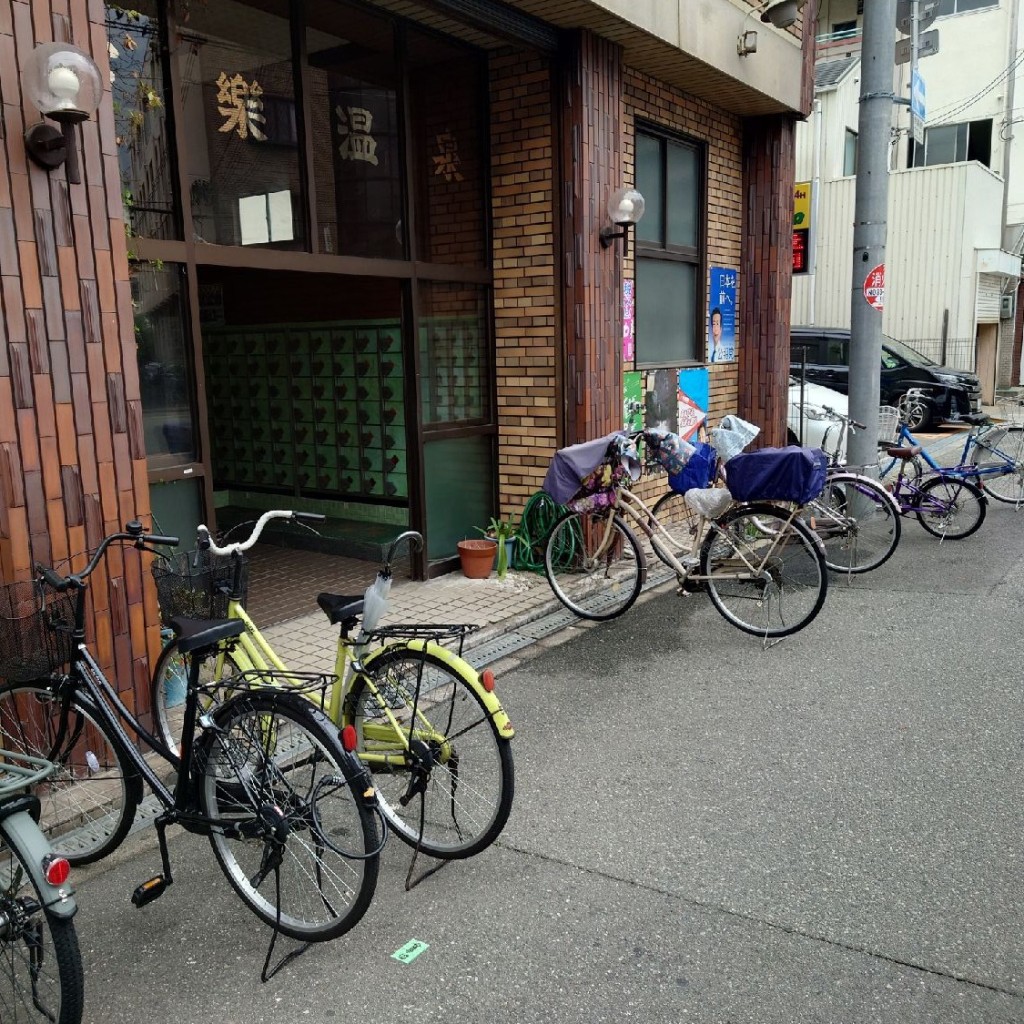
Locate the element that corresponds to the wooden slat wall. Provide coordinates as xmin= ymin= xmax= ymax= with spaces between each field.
xmin=0 ymin=0 xmax=156 ymax=707
xmin=559 ymin=29 xmax=622 ymax=445
xmin=740 ymin=115 xmax=797 ymax=448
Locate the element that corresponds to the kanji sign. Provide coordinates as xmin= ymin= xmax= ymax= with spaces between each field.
xmin=863 ymin=263 xmax=885 ymax=311
xmin=216 ymin=72 xmax=266 ymax=141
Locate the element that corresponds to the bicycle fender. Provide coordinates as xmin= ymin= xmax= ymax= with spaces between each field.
xmin=0 ymin=807 xmax=78 ymax=920
xmin=366 ymin=641 xmax=515 ymax=740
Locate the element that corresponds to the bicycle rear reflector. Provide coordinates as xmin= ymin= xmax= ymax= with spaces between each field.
xmin=42 ymin=854 xmax=70 ymax=887
xmin=340 ymin=724 xmax=358 ymax=752
xmin=481 ymin=669 xmax=495 ymax=693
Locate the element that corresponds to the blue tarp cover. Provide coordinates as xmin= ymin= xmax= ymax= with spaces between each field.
xmin=725 ymin=446 xmax=827 ymax=504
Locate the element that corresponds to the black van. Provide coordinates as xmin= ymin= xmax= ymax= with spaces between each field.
xmin=790 ymin=327 xmax=982 ymax=430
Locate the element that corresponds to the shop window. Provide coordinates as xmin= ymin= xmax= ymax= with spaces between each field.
xmin=132 ymin=263 xmax=198 ymax=466
xmin=106 ymin=2 xmax=179 ymax=240
xmin=178 ymin=0 xmax=304 ymax=249
xmin=305 ymin=2 xmax=403 ymax=259
xmin=407 ymin=27 xmax=487 ymax=267
xmin=634 ymin=127 xmax=704 ymax=366
xmin=418 ymin=282 xmax=491 ymax=427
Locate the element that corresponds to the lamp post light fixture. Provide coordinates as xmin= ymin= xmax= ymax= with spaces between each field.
xmin=599 ymin=187 xmax=645 ymax=257
xmin=22 ymin=42 xmax=103 ymax=186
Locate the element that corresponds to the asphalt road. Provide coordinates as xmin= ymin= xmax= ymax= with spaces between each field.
xmin=70 ymin=499 xmax=1024 ymax=1023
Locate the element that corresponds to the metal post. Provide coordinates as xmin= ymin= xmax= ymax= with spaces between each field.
xmin=847 ymin=0 xmax=898 ymax=472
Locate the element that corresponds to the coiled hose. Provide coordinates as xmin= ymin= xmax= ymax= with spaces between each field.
xmin=513 ymin=491 xmax=577 ymax=573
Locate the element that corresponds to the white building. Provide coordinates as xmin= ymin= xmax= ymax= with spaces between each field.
xmin=793 ymin=0 xmax=1024 ymax=402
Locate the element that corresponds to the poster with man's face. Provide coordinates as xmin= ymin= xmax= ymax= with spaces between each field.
xmin=708 ymin=267 xmax=737 ymax=363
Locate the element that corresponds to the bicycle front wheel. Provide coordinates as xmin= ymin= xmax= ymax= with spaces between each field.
xmin=197 ymin=689 xmax=379 ymax=942
xmin=345 ymin=644 xmax=514 ymax=860
xmin=0 ymin=684 xmax=141 ymax=865
xmin=700 ymin=502 xmax=828 ymax=638
xmin=915 ymin=476 xmax=987 ymax=539
xmin=807 ymin=472 xmax=901 ymax=574
xmin=0 ymin=820 xmax=84 ymax=1023
xmin=544 ymin=509 xmax=644 ymax=621
xmin=978 ymin=426 xmax=1024 ymax=503
xmin=150 ymin=639 xmax=241 ymax=756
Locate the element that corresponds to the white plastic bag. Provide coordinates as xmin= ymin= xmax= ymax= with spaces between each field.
xmin=710 ymin=415 xmax=760 ymax=463
xmin=360 ymin=572 xmax=392 ymax=633
xmin=684 ymin=486 xmax=733 ymax=519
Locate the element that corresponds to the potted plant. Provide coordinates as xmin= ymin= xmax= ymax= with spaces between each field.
xmin=476 ymin=515 xmax=519 ymax=579
xmin=457 ymin=535 xmax=497 ymax=578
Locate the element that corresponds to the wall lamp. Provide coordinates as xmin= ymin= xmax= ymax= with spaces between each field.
xmin=22 ymin=42 xmax=102 ymax=186
xmin=599 ymin=188 xmax=646 ymax=257
xmin=737 ymin=0 xmax=808 ymax=56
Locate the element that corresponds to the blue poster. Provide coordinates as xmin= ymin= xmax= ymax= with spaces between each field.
xmin=708 ymin=267 xmax=737 ymax=363
xmin=677 ymin=367 xmax=709 ymax=440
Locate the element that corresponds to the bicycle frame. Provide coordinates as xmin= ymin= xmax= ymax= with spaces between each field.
xmin=611 ymin=485 xmax=807 ymax=585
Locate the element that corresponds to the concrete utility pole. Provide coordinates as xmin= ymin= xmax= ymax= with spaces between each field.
xmin=847 ymin=0 xmax=898 ymax=472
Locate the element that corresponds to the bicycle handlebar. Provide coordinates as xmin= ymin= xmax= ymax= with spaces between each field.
xmin=35 ymin=520 xmax=178 ymax=590
xmin=382 ymin=530 xmax=423 ymax=573
xmin=196 ymin=509 xmax=325 ymax=557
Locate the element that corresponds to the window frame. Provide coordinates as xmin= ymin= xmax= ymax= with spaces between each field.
xmin=633 ymin=123 xmax=706 ymax=370
xmin=937 ymin=0 xmax=998 ymax=15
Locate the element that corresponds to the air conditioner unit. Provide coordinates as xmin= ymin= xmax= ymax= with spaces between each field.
xmin=1000 ymin=293 xmax=1016 ymax=320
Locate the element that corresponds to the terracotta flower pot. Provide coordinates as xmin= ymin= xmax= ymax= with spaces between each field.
xmin=458 ymin=538 xmax=497 ymax=579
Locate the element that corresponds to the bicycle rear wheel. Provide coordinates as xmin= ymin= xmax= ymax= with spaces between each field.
xmin=197 ymin=689 xmax=379 ymax=942
xmin=915 ymin=475 xmax=987 ymax=539
xmin=807 ymin=472 xmax=901 ymax=574
xmin=649 ymin=490 xmax=701 ymax=566
xmin=700 ymin=502 xmax=827 ymax=638
xmin=977 ymin=426 xmax=1024 ymax=503
xmin=0 ymin=819 xmax=84 ymax=1023
xmin=0 ymin=683 xmax=141 ymax=865
xmin=544 ymin=509 xmax=644 ymax=621
xmin=345 ymin=644 xmax=514 ymax=860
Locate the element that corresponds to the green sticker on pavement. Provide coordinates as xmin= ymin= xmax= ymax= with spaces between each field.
xmin=392 ymin=939 xmax=429 ymax=963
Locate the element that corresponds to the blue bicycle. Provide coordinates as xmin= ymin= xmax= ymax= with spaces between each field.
xmin=878 ymin=389 xmax=1024 ymax=505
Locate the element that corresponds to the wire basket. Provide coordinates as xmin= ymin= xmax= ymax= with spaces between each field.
xmin=0 ymin=581 xmax=76 ymax=682
xmin=877 ymin=406 xmax=900 ymax=446
xmin=152 ymin=550 xmax=248 ymax=621
xmin=995 ymin=389 xmax=1024 ymax=426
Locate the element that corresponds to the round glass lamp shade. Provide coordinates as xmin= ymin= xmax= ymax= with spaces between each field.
xmin=606 ymin=188 xmax=645 ymax=226
xmin=22 ymin=42 xmax=102 ymax=122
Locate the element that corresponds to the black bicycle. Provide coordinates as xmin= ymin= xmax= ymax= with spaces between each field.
xmin=0 ymin=521 xmax=381 ymax=948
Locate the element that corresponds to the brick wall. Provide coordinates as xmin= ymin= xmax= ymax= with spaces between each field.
xmin=623 ymin=68 xmax=745 ymax=425
xmin=489 ymin=49 xmax=557 ymax=517
xmin=0 ymin=0 xmax=156 ymax=707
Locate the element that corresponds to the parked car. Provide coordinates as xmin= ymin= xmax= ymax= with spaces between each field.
xmin=788 ymin=377 xmax=849 ymax=457
xmin=790 ymin=327 xmax=982 ymax=430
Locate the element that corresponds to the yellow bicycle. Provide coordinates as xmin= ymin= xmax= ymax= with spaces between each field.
xmin=150 ymin=513 xmax=514 ymax=861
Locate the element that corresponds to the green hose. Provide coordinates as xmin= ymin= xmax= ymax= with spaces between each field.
xmin=513 ymin=491 xmax=579 ymax=574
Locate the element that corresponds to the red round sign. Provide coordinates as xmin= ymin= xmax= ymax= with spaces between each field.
xmin=863 ymin=263 xmax=885 ymax=311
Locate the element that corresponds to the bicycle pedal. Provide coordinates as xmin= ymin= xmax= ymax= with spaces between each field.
xmin=131 ymin=875 xmax=170 ymax=908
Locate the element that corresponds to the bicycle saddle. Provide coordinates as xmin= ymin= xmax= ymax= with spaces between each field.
xmin=169 ymin=617 xmax=245 ymax=654
xmin=885 ymin=445 xmax=922 ymax=459
xmin=317 ymin=592 xmax=364 ymax=626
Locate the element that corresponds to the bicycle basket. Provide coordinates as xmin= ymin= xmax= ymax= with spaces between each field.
xmin=152 ymin=549 xmax=248 ymax=620
xmin=877 ymin=406 xmax=900 ymax=446
xmin=668 ymin=441 xmax=717 ymax=494
xmin=725 ymin=446 xmax=827 ymax=505
xmin=0 ymin=580 xmax=76 ymax=682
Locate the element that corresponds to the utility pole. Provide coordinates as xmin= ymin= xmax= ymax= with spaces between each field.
xmin=847 ymin=0 xmax=898 ymax=472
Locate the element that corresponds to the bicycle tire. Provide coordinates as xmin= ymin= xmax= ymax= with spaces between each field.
xmin=345 ymin=644 xmax=514 ymax=860
xmin=196 ymin=688 xmax=379 ymax=942
xmin=977 ymin=426 xmax=1024 ymax=504
xmin=150 ymin=639 xmax=241 ymax=757
xmin=544 ymin=508 xmax=644 ymax=621
xmin=0 ymin=683 xmax=141 ymax=865
xmin=649 ymin=490 xmax=701 ymax=566
xmin=700 ymin=502 xmax=828 ymax=638
xmin=915 ymin=475 xmax=987 ymax=539
xmin=808 ymin=472 xmax=901 ymax=574
xmin=0 ymin=820 xmax=84 ymax=1023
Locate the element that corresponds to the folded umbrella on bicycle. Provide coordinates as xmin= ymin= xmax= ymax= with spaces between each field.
xmin=725 ymin=446 xmax=828 ymax=504
xmin=542 ymin=432 xmax=641 ymax=505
